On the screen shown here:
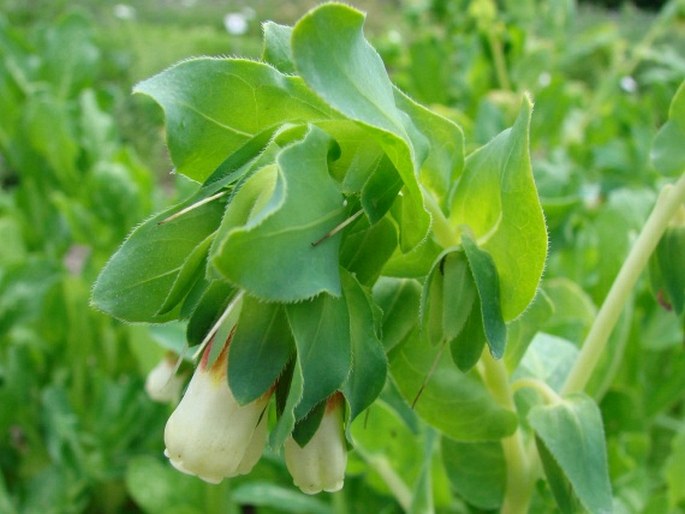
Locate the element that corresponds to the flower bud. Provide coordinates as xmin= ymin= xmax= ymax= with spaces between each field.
xmin=163 ymin=334 xmax=269 ymax=484
xmin=284 ymin=393 xmax=347 ymax=494
xmin=144 ymin=354 xmax=185 ymax=403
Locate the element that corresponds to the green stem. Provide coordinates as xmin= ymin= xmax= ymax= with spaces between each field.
xmin=562 ymin=173 xmax=685 ymax=395
xmin=511 ymin=377 xmax=563 ymax=405
xmin=480 ymin=352 xmax=536 ymax=514
xmin=421 ymin=186 xmax=460 ymax=248
xmin=354 ymin=446 xmax=412 ymax=511
xmin=487 ymin=30 xmax=511 ymax=91
xmin=332 ymin=488 xmax=348 ymax=514
xmin=205 ymin=481 xmax=235 ymax=514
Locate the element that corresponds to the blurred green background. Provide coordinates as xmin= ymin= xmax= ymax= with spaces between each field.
xmin=1 ymin=1 xmax=684 ymax=513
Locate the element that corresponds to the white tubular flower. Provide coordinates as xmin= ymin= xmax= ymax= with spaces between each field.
xmin=163 ymin=334 xmax=269 ymax=484
xmin=285 ymin=393 xmax=347 ymax=494
xmin=144 ymin=354 xmax=185 ymax=403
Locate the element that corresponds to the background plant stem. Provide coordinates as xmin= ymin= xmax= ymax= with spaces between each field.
xmin=562 ymin=172 xmax=685 ymax=395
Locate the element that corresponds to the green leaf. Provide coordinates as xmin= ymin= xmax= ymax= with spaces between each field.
xmin=394 ymin=89 xmax=464 ymax=207
xmin=156 ymin=232 xmax=213 ymax=315
xmin=292 ymin=3 xmax=430 ymax=250
xmin=528 ymin=394 xmax=613 ymax=514
xmin=286 ymin=289 xmax=352 ymax=419
xmin=420 ymin=249 xmax=477 ymax=355
xmin=270 ymin=358 xmax=304 ymax=449
xmin=210 ymin=126 xmax=346 ymax=302
xmin=654 ymin=226 xmax=685 ymax=315
xmin=450 ymin=97 xmax=547 ymax=321
xmin=340 ymin=216 xmax=398 ymax=286
xmin=441 ymin=438 xmax=505 ymax=510
xmin=390 ymin=327 xmax=517 ymax=441
xmin=92 ymin=197 xmax=225 ymax=322
xmin=261 ymin=22 xmax=296 ymax=74
xmin=341 ymin=271 xmax=387 ymax=420
xmin=228 ymin=296 xmax=295 ymax=404
xmin=360 ymin=154 xmax=404 ymax=223
xmin=449 ymin=301 xmax=486 ymax=372
xmin=134 ymin=58 xmax=333 ymax=182
xmin=651 ymin=81 xmax=685 ymax=175
xmin=535 ymin=436 xmax=582 ymax=514
xmin=292 ymin=399 xmax=327 ymax=446
xmin=373 ymin=277 xmax=422 ymax=352
xmin=664 ymin=429 xmax=685 ymax=509
xmin=513 ymin=333 xmax=579 ymax=392
xmin=125 ymin=456 xmax=204 ymax=513
xmin=503 ymin=289 xmax=554 ymax=372
xmin=184 ymin=279 xmax=235 ymax=346
xmin=462 ymin=234 xmax=507 ymax=359
xmin=232 ymin=482 xmax=331 ymax=514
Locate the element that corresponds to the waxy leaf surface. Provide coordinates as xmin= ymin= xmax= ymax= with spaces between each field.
xmin=210 ymin=126 xmax=346 ymax=302
xmin=292 ymin=3 xmax=430 ymax=250
xmin=134 ymin=58 xmax=332 ymax=182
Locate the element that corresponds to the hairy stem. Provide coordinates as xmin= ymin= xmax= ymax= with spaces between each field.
xmin=562 ymin=172 xmax=685 ymax=394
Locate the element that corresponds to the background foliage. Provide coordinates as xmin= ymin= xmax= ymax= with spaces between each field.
xmin=1 ymin=0 xmax=684 ymax=513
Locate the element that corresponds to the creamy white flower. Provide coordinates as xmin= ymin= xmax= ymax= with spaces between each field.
xmin=163 ymin=336 xmax=269 ymax=484
xmin=145 ymin=355 xmax=185 ymax=403
xmin=285 ymin=394 xmax=347 ymax=494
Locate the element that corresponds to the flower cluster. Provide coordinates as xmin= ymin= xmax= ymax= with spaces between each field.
xmin=159 ymin=332 xmax=347 ymax=493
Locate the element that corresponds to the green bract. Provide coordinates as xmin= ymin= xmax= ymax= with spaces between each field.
xmin=92 ymin=0 xmax=546 ymax=486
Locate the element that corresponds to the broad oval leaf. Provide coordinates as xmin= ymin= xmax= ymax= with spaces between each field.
xmin=134 ymin=57 xmax=334 ymax=182
xmin=210 ymin=126 xmax=346 ymax=302
xmin=292 ymin=3 xmax=430 ymax=250
xmin=390 ymin=327 xmax=517 ymax=441
xmin=450 ymin=97 xmax=547 ymax=321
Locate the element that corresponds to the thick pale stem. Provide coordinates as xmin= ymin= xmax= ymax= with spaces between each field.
xmin=562 ymin=173 xmax=685 ymax=395
xmin=480 ymin=353 xmax=535 ymax=514
xmin=422 ymin=186 xmax=460 ymax=248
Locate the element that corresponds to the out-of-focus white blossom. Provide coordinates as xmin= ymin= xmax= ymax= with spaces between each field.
xmin=113 ymin=4 xmax=136 ymax=20
xmin=620 ymin=76 xmax=638 ymax=94
xmin=224 ymin=12 xmax=249 ymax=35
xmin=163 ymin=335 xmax=269 ymax=484
xmin=285 ymin=393 xmax=347 ymax=494
xmin=145 ymin=354 xmax=185 ymax=403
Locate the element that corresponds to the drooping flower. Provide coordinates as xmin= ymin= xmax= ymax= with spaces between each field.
xmin=163 ymin=333 xmax=269 ymax=484
xmin=144 ymin=353 xmax=185 ymax=403
xmin=284 ymin=393 xmax=347 ymax=494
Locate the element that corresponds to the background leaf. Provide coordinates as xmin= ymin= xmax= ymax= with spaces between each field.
xmin=651 ymin=80 xmax=685 ymax=175
xmin=441 ymin=438 xmax=505 ymax=510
